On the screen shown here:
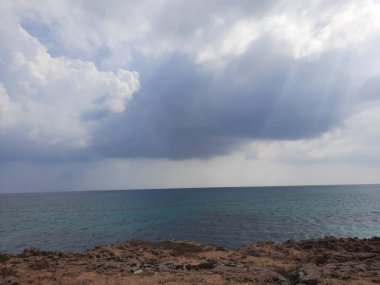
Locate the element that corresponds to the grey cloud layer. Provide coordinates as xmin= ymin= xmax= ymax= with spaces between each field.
xmin=91 ymin=48 xmax=350 ymax=159
xmin=1 ymin=0 xmax=380 ymax=163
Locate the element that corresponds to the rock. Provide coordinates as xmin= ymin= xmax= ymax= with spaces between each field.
xmin=194 ymin=260 xmax=218 ymax=270
xmin=128 ymin=259 xmax=141 ymax=269
xmin=142 ymin=262 xmax=159 ymax=272
xmin=159 ymin=261 xmax=184 ymax=271
xmin=290 ymin=268 xmax=320 ymax=285
xmin=299 ymin=269 xmax=320 ymax=285
xmin=149 ymin=249 xmax=161 ymax=255
xmin=1 ymin=237 xmax=380 ymax=284
xmin=271 ymin=274 xmax=291 ymax=285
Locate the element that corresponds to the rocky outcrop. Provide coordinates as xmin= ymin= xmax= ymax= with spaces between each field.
xmin=1 ymin=237 xmax=379 ymax=284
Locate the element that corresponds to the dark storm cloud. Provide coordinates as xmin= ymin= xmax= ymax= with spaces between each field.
xmin=89 ymin=40 xmax=349 ymax=160
xmin=0 ymin=128 xmax=87 ymax=163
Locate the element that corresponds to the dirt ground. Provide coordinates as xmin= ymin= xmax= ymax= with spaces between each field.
xmin=1 ymin=237 xmax=379 ymax=284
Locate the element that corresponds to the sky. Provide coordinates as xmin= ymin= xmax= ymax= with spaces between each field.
xmin=0 ymin=0 xmax=380 ymax=193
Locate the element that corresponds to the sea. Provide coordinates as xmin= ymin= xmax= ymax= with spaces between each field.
xmin=1 ymin=184 xmax=379 ymax=253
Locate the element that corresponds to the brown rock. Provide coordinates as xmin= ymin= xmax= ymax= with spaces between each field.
xmin=0 ymin=237 xmax=379 ymax=284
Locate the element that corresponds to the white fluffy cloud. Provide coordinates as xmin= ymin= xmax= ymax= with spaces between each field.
xmin=0 ymin=4 xmax=139 ymax=149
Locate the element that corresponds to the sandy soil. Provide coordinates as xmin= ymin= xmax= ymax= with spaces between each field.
xmin=1 ymin=237 xmax=379 ymax=284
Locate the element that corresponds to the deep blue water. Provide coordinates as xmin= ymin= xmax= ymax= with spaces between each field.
xmin=1 ymin=185 xmax=380 ymax=253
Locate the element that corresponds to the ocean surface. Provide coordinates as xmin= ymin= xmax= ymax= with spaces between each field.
xmin=1 ymin=185 xmax=380 ymax=253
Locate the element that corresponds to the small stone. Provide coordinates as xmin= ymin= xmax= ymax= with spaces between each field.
xmin=134 ymin=269 xmax=143 ymax=275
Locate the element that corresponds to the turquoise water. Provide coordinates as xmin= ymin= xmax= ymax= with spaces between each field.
xmin=0 ymin=185 xmax=379 ymax=253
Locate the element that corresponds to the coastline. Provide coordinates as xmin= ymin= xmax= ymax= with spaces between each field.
xmin=1 ymin=236 xmax=379 ymax=284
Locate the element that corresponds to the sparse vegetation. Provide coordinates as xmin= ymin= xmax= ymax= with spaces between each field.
xmin=0 ymin=253 xmax=10 ymax=263
xmin=275 ymin=265 xmax=301 ymax=283
xmin=17 ymin=252 xmax=27 ymax=258
xmin=0 ymin=266 xmax=16 ymax=278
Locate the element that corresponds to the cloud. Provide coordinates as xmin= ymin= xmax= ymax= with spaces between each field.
xmin=12 ymin=1 xmax=380 ymax=68
xmin=1 ymin=0 xmax=380 ymax=192
xmin=0 ymin=4 xmax=139 ymax=162
xmin=89 ymin=30 xmax=380 ymax=159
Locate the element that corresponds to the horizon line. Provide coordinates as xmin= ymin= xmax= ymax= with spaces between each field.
xmin=1 ymin=182 xmax=379 ymax=195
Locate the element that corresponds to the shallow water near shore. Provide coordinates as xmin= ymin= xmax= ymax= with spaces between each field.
xmin=1 ymin=184 xmax=380 ymax=253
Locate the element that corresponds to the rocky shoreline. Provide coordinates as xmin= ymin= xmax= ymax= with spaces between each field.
xmin=1 ymin=236 xmax=379 ymax=284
